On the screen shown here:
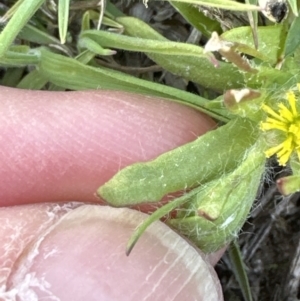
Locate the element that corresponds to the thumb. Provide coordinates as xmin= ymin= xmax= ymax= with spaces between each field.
xmin=3 ymin=203 xmax=223 ymax=301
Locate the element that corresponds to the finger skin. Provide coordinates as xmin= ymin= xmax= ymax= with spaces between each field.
xmin=2 ymin=204 xmax=223 ymax=301
xmin=0 ymin=87 xmax=215 ymax=206
xmin=0 ymin=87 xmax=223 ymax=300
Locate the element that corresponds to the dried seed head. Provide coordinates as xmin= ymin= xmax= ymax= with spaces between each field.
xmin=259 ymin=0 xmax=288 ymax=23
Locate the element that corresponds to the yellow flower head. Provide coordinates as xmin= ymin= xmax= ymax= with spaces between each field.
xmin=260 ymin=85 xmax=300 ymax=166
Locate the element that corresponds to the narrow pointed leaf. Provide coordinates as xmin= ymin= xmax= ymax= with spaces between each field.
xmin=0 ymin=0 xmax=45 ymax=57
xmin=165 ymin=0 xmax=259 ymax=11
xmin=288 ymin=0 xmax=298 ymax=16
xmin=229 ymin=240 xmax=253 ymax=301
xmin=58 ymin=0 xmax=70 ymax=44
xmin=126 ymin=186 xmax=202 ymax=255
xmin=245 ymin=0 xmax=258 ymax=48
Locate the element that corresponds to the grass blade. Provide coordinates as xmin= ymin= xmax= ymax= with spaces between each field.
xmin=228 ymin=240 xmax=253 ymax=301
xmin=162 ymin=0 xmax=260 ymax=11
xmin=58 ymin=0 xmax=70 ymax=44
xmin=0 ymin=0 xmax=45 ymax=57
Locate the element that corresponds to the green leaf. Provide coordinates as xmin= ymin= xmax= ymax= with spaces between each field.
xmin=279 ymin=157 xmax=300 ymax=195
xmin=58 ymin=0 xmax=70 ymax=44
xmin=168 ymin=137 xmax=266 ymax=252
xmin=284 ymin=13 xmax=300 ymax=57
xmin=37 ymin=48 xmax=164 ymax=92
xmin=165 ymin=0 xmax=259 ymax=11
xmin=0 ymin=67 xmax=24 ymax=87
xmin=81 ymin=10 xmax=92 ymax=31
xmin=169 ymin=1 xmax=222 ymax=36
xmin=126 ymin=184 xmax=204 ymax=255
xmin=277 ymin=175 xmax=300 ymax=195
xmin=290 ymin=156 xmax=300 ymax=175
xmin=16 ymin=69 xmax=47 ymax=89
xmin=125 ymin=135 xmax=266 ymax=254
xmin=0 ymin=0 xmax=24 ymax=22
xmin=288 ymin=0 xmax=298 ymax=16
xmin=0 ymin=47 xmax=40 ymax=67
xmin=78 ymin=36 xmax=116 ymax=56
xmin=18 ymin=24 xmax=61 ymax=45
xmin=81 ymin=10 xmax=124 ymax=32
xmin=98 ymin=118 xmax=259 ymax=206
xmin=38 ymin=48 xmax=227 ymax=120
xmin=229 ymin=240 xmax=253 ymax=301
xmin=117 ymin=16 xmax=243 ymax=91
xmin=245 ymin=0 xmax=258 ymax=49
xmin=222 ymin=25 xmax=286 ymax=64
xmin=80 ymin=30 xmax=210 ymax=59
xmin=75 ymin=50 xmax=97 ymax=64
xmin=245 ymin=66 xmax=295 ymax=91
xmin=105 ymin=1 xmax=125 ymax=18
xmin=17 ymin=23 xmax=73 ymax=57
xmin=0 ymin=0 xmax=45 ymax=57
